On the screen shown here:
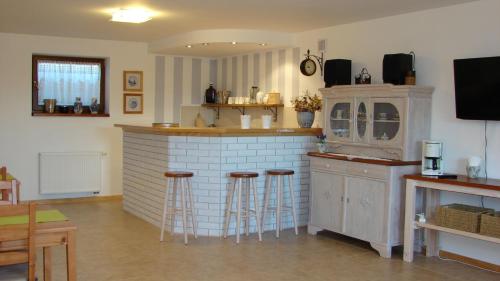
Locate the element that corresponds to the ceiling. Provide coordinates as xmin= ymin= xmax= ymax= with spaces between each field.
xmin=157 ymin=42 xmax=273 ymax=57
xmin=0 ymin=0 xmax=476 ymax=43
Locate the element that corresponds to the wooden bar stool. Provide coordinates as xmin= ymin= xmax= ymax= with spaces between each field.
xmin=161 ymin=171 xmax=197 ymax=245
xmin=223 ymin=172 xmax=263 ymax=244
xmin=261 ymin=169 xmax=299 ymax=238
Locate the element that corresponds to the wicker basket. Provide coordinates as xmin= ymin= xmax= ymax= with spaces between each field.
xmin=480 ymin=212 xmax=500 ymax=238
xmin=435 ymin=204 xmax=494 ymax=233
xmin=267 ymin=93 xmax=281 ymax=105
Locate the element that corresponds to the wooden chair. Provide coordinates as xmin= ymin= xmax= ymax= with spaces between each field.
xmin=0 ymin=202 xmax=36 ymax=281
xmin=0 ymin=167 xmax=19 ymax=205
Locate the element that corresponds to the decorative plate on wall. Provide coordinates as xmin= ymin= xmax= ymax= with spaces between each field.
xmin=123 ymin=93 xmax=143 ymax=114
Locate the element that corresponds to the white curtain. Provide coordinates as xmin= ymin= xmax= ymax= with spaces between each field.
xmin=37 ymin=61 xmax=101 ymax=105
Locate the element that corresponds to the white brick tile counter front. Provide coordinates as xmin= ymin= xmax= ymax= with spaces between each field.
xmin=115 ymin=125 xmax=320 ymax=237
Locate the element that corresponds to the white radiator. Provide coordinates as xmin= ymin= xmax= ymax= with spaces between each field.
xmin=39 ymin=152 xmax=103 ymax=194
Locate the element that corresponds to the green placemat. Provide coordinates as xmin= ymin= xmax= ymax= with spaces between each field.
xmin=0 ymin=174 xmax=15 ymax=180
xmin=0 ymin=210 xmax=67 ymax=226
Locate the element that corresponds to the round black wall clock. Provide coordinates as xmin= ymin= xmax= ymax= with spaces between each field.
xmin=300 ymin=57 xmax=317 ymax=76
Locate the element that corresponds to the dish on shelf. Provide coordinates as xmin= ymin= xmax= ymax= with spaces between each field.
xmin=332 ymin=128 xmax=350 ymax=137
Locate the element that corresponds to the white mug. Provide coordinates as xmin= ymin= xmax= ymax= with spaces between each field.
xmin=262 ymin=115 xmax=272 ymax=129
xmin=240 ymin=115 xmax=251 ymax=129
xmin=228 ymin=97 xmax=235 ymax=104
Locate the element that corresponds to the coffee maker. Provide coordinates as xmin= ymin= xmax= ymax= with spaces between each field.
xmin=422 ymin=140 xmax=444 ymax=176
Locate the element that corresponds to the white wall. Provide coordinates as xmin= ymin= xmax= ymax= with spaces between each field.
xmin=0 ymin=33 xmax=155 ymax=200
xmin=296 ymin=0 xmax=500 ymax=264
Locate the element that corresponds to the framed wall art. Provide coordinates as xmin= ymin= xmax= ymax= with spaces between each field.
xmin=123 ymin=71 xmax=143 ymax=92
xmin=123 ymin=93 xmax=143 ymax=114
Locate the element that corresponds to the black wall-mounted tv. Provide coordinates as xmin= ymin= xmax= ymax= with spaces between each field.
xmin=454 ymin=56 xmax=500 ymax=121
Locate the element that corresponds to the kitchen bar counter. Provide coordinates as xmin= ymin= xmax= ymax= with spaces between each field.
xmin=115 ymin=124 xmax=318 ymax=237
xmin=114 ymin=124 xmax=322 ymax=136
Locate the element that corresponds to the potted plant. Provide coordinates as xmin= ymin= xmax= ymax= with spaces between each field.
xmin=316 ymin=133 xmax=327 ymax=153
xmin=291 ymin=91 xmax=322 ymax=128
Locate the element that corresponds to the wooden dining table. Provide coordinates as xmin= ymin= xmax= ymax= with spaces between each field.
xmin=0 ymin=210 xmax=77 ymax=281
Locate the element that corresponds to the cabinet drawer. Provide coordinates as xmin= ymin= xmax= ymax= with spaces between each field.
xmin=310 ymin=158 xmax=350 ymax=174
xmin=310 ymin=157 xmax=388 ymax=180
xmin=347 ymin=162 xmax=388 ymax=180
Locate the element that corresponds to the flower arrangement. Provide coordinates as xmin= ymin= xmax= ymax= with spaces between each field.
xmin=316 ymin=133 xmax=327 ymax=144
xmin=291 ymin=91 xmax=322 ymax=112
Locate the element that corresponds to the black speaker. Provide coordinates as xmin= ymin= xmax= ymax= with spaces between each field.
xmin=383 ymin=53 xmax=413 ymax=85
xmin=324 ymin=59 xmax=351 ymax=87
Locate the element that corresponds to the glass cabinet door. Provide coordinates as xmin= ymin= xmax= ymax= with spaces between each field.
xmin=355 ymin=100 xmax=369 ymax=143
xmin=370 ymin=98 xmax=404 ymax=146
xmin=328 ymin=98 xmax=353 ymax=142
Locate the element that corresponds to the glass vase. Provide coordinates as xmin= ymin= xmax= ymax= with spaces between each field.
xmin=90 ymin=97 xmax=99 ymax=114
xmin=74 ymin=97 xmax=83 ymax=114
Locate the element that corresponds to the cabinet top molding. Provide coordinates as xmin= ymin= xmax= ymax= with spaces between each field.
xmin=319 ymin=84 xmax=434 ymax=97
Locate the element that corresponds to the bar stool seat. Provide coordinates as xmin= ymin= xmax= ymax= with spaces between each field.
xmin=164 ymin=171 xmax=194 ymax=178
xmin=161 ymin=171 xmax=197 ymax=245
xmin=262 ymin=169 xmax=299 ymax=238
xmin=266 ymin=169 xmax=294 ymax=176
xmin=224 ymin=171 xmax=262 ymax=243
xmin=229 ymin=172 xmax=258 ymax=178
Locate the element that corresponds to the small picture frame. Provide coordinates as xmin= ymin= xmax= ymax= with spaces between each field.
xmin=123 ymin=93 xmax=143 ymax=114
xmin=123 ymin=71 xmax=143 ymax=92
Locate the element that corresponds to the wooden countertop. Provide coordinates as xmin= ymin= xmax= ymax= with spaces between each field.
xmin=114 ymin=124 xmax=322 ymax=136
xmin=307 ymin=152 xmax=421 ymax=166
xmin=404 ymin=174 xmax=500 ymax=192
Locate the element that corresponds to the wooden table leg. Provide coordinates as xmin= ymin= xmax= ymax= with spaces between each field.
xmin=16 ymin=181 xmax=21 ymax=204
xmin=66 ymin=231 xmax=77 ymax=281
xmin=43 ymin=247 xmax=52 ymax=281
xmin=403 ymin=179 xmax=417 ymax=262
xmin=425 ymin=189 xmax=440 ymax=257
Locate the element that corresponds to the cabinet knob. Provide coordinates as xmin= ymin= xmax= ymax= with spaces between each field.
xmin=326 ymin=164 xmax=331 ymax=168
xmin=363 ymin=169 xmax=368 ymax=174
xmin=361 ymin=198 xmax=371 ymax=206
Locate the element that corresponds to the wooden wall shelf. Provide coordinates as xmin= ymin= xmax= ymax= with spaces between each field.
xmin=201 ymin=103 xmax=284 ymax=121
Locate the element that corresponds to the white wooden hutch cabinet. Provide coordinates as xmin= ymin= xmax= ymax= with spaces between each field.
xmin=308 ymin=84 xmax=434 ymax=258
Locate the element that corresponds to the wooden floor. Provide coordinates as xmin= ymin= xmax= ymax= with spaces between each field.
xmin=36 ymin=201 xmax=498 ymax=281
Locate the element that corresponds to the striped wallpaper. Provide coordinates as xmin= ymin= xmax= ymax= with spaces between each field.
xmin=155 ymin=47 xmax=301 ymax=123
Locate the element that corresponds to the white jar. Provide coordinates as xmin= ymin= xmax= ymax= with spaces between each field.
xmin=262 ymin=115 xmax=272 ymax=129
xmin=240 ymin=115 xmax=251 ymax=129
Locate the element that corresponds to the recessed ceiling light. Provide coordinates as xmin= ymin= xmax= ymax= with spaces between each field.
xmin=231 ymin=42 xmax=237 ymax=45
xmin=111 ymin=8 xmax=153 ymax=23
xmin=260 ymin=43 xmax=267 ymax=46
xmin=186 ymin=45 xmax=192 ymax=48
